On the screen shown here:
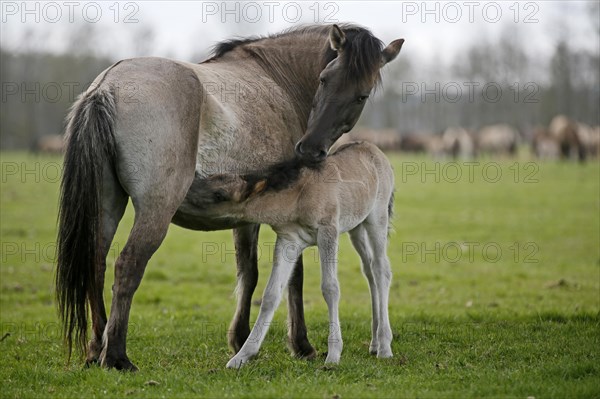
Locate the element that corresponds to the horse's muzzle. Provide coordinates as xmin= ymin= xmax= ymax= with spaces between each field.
xmin=295 ymin=140 xmax=327 ymax=163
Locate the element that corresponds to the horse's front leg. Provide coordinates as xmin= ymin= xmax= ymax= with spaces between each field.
xmin=318 ymin=227 xmax=343 ymax=364
xmin=228 ymin=224 xmax=260 ymax=353
xmin=226 ymin=237 xmax=303 ymax=368
xmin=287 ymin=254 xmax=316 ymax=358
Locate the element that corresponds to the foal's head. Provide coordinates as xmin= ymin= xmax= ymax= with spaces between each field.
xmin=199 ymin=174 xmax=267 ymax=209
xmin=295 ymin=25 xmax=404 ymax=163
xmin=200 ymin=156 xmax=316 ymax=208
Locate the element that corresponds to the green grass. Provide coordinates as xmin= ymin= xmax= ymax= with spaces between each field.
xmin=1 ymin=152 xmax=599 ymax=398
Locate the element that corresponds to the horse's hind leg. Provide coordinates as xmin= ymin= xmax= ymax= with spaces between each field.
xmin=229 ymin=224 xmax=260 ymax=353
xmin=349 ymin=225 xmax=379 ymax=355
xmin=86 ymin=164 xmax=128 ymax=365
xmin=99 ymin=208 xmax=174 ymax=371
xmin=99 ymin=154 xmax=195 ymax=371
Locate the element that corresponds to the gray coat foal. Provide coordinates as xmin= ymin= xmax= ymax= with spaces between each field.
xmin=198 ymin=141 xmax=395 ymax=368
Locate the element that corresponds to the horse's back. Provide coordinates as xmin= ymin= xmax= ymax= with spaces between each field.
xmin=95 ymin=57 xmax=203 ymax=202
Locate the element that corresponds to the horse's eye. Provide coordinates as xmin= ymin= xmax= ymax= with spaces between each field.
xmin=356 ymin=95 xmax=369 ymax=104
xmin=319 ymin=77 xmax=326 ymax=86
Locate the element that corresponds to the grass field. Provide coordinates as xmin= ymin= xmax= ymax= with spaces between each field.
xmin=1 ymin=152 xmax=599 ymax=398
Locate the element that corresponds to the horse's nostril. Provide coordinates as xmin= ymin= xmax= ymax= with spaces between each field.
xmin=295 ymin=141 xmax=304 ymax=155
xmin=317 ymin=150 xmax=327 ymax=160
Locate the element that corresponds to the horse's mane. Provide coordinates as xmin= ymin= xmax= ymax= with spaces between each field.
xmin=241 ymin=156 xmax=322 ymax=198
xmin=207 ymin=24 xmax=384 ymax=84
xmin=242 ymin=141 xmax=368 ymax=197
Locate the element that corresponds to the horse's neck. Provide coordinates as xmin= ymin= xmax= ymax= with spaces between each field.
xmin=245 ymin=35 xmax=326 ymax=127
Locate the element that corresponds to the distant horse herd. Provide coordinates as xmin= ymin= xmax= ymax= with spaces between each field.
xmin=37 ymin=114 xmax=598 ymax=162
xmin=337 ymin=114 xmax=600 ymax=161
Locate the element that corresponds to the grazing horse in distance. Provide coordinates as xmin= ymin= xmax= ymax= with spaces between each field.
xmin=476 ymin=124 xmax=519 ymax=157
xmin=196 ymin=141 xmax=395 ymax=368
xmin=55 ymin=24 xmax=404 ymax=370
xmin=548 ymin=115 xmax=586 ymax=162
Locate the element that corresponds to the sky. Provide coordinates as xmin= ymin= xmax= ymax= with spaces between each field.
xmin=1 ymin=1 xmax=598 ymax=64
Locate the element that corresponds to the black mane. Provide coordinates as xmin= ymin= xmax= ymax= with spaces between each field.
xmin=211 ymin=36 xmax=262 ymax=58
xmin=207 ymin=24 xmax=384 ymax=83
xmin=242 ymin=141 xmax=367 ymax=197
xmin=242 ymin=156 xmax=322 ymax=197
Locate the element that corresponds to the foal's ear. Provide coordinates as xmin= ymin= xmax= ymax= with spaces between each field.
xmin=329 ymin=24 xmax=346 ymax=52
xmin=381 ymin=39 xmax=405 ymax=66
xmin=249 ymin=180 xmax=267 ymax=198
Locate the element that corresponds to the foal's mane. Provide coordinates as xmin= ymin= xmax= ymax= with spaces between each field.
xmin=206 ymin=24 xmax=385 ymax=84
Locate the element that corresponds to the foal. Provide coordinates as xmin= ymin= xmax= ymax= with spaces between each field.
xmin=198 ymin=141 xmax=395 ymax=368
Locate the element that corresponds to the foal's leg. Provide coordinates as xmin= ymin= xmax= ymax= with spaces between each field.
xmin=318 ymin=227 xmax=343 ymax=364
xmin=228 ymin=224 xmax=260 ymax=353
xmin=365 ymin=217 xmax=393 ymax=358
xmin=349 ymin=225 xmax=379 ymax=355
xmin=226 ymin=237 xmax=303 ymax=368
xmin=229 ymin=228 xmax=314 ymax=357
xmin=86 ymin=164 xmax=128 ymax=365
xmin=287 ymin=254 xmax=317 ymax=359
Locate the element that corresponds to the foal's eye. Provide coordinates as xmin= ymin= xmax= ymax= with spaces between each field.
xmin=213 ymin=191 xmax=227 ymax=202
xmin=356 ymin=95 xmax=369 ymax=104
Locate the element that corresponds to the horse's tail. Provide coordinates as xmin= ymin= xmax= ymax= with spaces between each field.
xmin=56 ymin=85 xmax=117 ymax=359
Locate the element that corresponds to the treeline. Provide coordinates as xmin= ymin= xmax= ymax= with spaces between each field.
xmin=362 ymin=25 xmax=600 ymax=134
xmin=0 ymin=49 xmax=112 ymax=149
xmin=1 ymin=19 xmax=599 ymax=150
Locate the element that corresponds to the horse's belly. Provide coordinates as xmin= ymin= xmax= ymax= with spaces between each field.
xmin=171 ymin=201 xmax=248 ymax=231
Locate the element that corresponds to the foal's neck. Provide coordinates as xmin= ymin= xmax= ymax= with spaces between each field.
xmin=239 ymin=185 xmax=304 ymax=226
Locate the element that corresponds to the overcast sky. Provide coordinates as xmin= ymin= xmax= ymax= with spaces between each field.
xmin=1 ymin=1 xmax=598 ymax=63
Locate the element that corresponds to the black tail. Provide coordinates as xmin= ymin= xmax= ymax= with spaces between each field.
xmin=56 ymin=86 xmax=117 ymax=359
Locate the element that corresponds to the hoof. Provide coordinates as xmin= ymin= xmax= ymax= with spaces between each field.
xmin=228 ymin=326 xmax=250 ymax=354
xmin=377 ymin=348 xmax=393 ymax=359
xmin=289 ymin=338 xmax=317 ymax=360
xmin=86 ymin=339 xmax=103 ymax=366
xmin=324 ymin=354 xmax=340 ymax=364
xmin=226 ymin=355 xmax=248 ymax=369
xmin=101 ymin=356 xmax=139 ymax=372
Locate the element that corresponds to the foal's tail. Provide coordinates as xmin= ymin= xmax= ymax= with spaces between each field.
xmin=56 ymin=86 xmax=117 ymax=359
xmin=387 ymin=190 xmax=395 ymax=236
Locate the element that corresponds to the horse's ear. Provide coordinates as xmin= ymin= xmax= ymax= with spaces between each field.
xmin=329 ymin=24 xmax=346 ymax=52
xmin=381 ymin=39 xmax=405 ymax=66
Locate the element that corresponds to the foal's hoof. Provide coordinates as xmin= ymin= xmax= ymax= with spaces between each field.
xmin=377 ymin=348 xmax=393 ymax=359
xmin=101 ymin=356 xmax=139 ymax=372
xmin=226 ymin=355 xmax=248 ymax=369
